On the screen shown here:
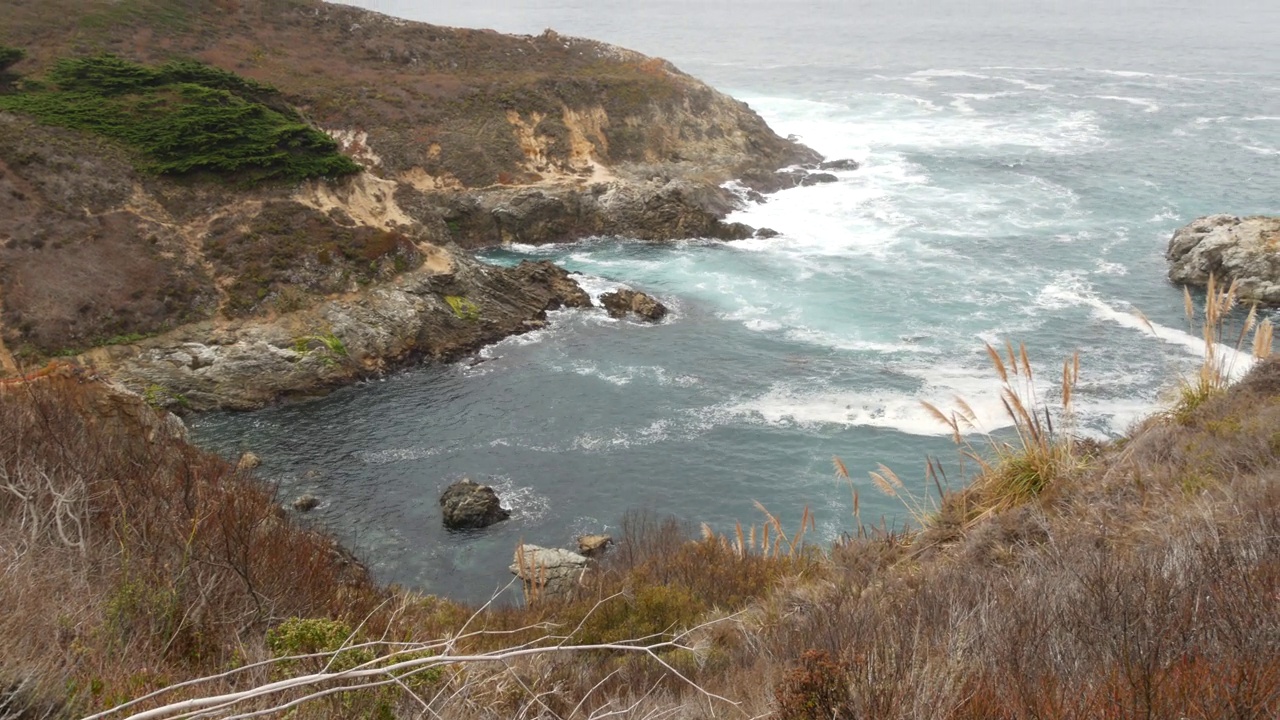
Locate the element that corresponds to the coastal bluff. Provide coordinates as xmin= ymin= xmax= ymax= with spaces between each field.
xmin=0 ymin=0 xmax=819 ymax=408
xmin=1167 ymin=215 xmax=1280 ymax=304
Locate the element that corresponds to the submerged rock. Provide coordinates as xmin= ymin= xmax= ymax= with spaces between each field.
xmin=292 ymin=494 xmax=320 ymax=512
xmin=1167 ymin=215 xmax=1280 ymax=304
xmin=510 ymin=544 xmax=589 ymax=601
xmin=439 ymin=478 xmax=510 ymax=529
xmin=800 ymin=172 xmax=839 ymax=186
xmin=819 ymin=158 xmax=860 ymax=171
xmin=600 ymin=289 xmax=668 ymax=321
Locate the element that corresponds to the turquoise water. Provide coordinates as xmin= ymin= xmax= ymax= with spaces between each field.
xmin=193 ymin=1 xmax=1279 ymax=603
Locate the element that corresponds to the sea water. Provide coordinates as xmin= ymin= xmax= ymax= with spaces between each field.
xmin=192 ymin=0 xmax=1280 ymax=603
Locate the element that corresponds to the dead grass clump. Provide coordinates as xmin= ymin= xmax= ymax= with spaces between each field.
xmin=0 ymin=373 xmax=382 ymax=716
xmin=1155 ymin=275 xmax=1275 ymax=424
xmin=927 ymin=342 xmax=1082 ymax=519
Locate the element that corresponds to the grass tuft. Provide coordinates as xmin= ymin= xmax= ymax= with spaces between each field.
xmin=1162 ymin=274 xmax=1274 ymax=424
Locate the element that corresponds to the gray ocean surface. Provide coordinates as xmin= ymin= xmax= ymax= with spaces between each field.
xmin=193 ymin=0 xmax=1280 ymax=603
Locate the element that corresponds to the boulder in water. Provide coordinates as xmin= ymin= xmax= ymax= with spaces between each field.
xmin=819 ymin=158 xmax=860 ymax=171
xmin=800 ymin=172 xmax=839 ymax=186
xmin=292 ymin=494 xmax=320 ymax=512
xmin=600 ymin=289 xmax=668 ymax=321
xmin=1167 ymin=215 xmax=1280 ymax=304
xmin=440 ymin=478 xmax=510 ymax=529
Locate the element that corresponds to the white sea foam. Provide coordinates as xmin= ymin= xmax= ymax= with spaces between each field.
xmin=1094 ymin=260 xmax=1128 ymax=276
xmin=722 ymin=364 xmax=1018 ymax=436
xmin=1241 ymin=144 xmax=1280 ymax=156
xmin=905 ymin=69 xmax=1052 ymax=91
xmin=571 ymin=417 xmax=674 ymax=451
xmin=1036 ymin=274 xmax=1255 ymax=377
xmin=1093 ymin=95 xmax=1161 ymax=112
xmin=784 ymin=327 xmax=939 ymax=355
xmin=746 ymin=93 xmax=1103 ymax=158
xmin=355 ymin=446 xmax=444 ymax=464
xmin=488 ymin=476 xmax=552 ymax=522
xmin=566 ymin=362 xmax=700 ymax=388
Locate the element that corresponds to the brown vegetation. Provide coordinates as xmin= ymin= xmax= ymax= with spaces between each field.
xmin=0 ymin=0 xmax=807 ymax=187
xmin=5 ymin=332 xmax=1280 ymax=718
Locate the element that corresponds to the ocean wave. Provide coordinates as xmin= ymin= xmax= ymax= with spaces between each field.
xmin=720 ymin=365 xmax=1018 ymax=437
xmin=1035 ymin=273 xmax=1256 ymax=378
xmin=1092 ymin=95 xmax=1161 ymax=112
xmin=355 ymin=446 xmax=445 ymax=464
xmin=487 ymin=476 xmax=552 ymax=522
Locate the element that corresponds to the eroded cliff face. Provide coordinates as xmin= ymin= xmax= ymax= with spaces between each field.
xmin=1167 ymin=215 xmax=1280 ymax=304
xmin=0 ymin=0 xmax=821 ymax=405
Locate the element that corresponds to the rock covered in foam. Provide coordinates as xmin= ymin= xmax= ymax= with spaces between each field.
xmin=1167 ymin=215 xmax=1280 ymax=304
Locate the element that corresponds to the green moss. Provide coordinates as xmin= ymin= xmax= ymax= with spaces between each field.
xmin=444 ymin=295 xmax=480 ymax=321
xmin=0 ymin=54 xmax=359 ymax=185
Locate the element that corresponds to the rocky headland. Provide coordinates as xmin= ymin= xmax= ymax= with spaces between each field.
xmin=0 ymin=0 xmax=827 ymax=409
xmin=1167 ymin=215 xmax=1280 ymax=304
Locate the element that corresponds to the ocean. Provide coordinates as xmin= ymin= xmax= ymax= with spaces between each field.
xmin=192 ymin=0 xmax=1280 ymax=603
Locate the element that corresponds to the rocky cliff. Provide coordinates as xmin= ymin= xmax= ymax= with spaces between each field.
xmin=1167 ymin=215 xmax=1280 ymax=304
xmin=0 ymin=0 xmax=821 ymax=407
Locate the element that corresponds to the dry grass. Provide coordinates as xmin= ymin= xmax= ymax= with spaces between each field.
xmin=1151 ymin=274 xmax=1275 ymax=424
xmin=6 ymin=350 xmax=1280 ymax=719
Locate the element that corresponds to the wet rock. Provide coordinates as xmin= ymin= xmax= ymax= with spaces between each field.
xmin=293 ymin=494 xmax=320 ymax=512
xmin=440 ymin=478 xmax=510 ymax=529
xmin=710 ymin=221 xmax=756 ymax=240
xmin=1167 ymin=215 xmax=1280 ymax=304
xmin=236 ymin=452 xmax=261 ymax=471
xmin=577 ymin=534 xmax=613 ymax=557
xmin=819 ymin=158 xmax=860 ymax=171
xmin=600 ymin=289 xmax=668 ymax=321
xmin=95 ymin=250 xmax=593 ymax=410
xmin=510 ymin=544 xmax=589 ymax=601
xmin=755 ymin=227 xmax=781 ymax=239
xmin=800 ymin=172 xmax=839 ymax=186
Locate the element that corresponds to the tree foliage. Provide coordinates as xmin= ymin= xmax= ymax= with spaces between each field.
xmin=0 ymin=54 xmax=359 ymax=184
xmin=0 ymin=45 xmax=24 ymax=72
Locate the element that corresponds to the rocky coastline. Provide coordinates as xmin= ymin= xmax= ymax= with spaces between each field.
xmin=1167 ymin=214 xmax=1280 ymax=304
xmin=0 ymin=0 xmax=842 ymax=410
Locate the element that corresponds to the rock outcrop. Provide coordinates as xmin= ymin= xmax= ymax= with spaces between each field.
xmin=1167 ymin=215 xmax=1280 ymax=304
xmin=440 ymin=479 xmax=511 ymax=530
xmin=600 ymin=289 xmax=668 ymax=322
xmin=82 ymin=251 xmax=591 ymax=410
xmin=0 ymin=0 xmax=820 ymax=407
xmin=427 ymin=178 xmax=758 ymax=247
xmin=510 ymin=544 xmax=590 ymax=601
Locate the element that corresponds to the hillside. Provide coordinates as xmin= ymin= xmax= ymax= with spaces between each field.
xmin=0 ymin=0 xmax=819 ymax=406
xmin=2 ymin=304 xmax=1277 ymax=718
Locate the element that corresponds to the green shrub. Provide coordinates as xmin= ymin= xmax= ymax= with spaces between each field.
xmin=0 ymin=45 xmax=24 ymax=73
xmin=0 ymin=54 xmax=359 ymax=185
xmin=266 ymin=617 xmax=373 ymax=673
